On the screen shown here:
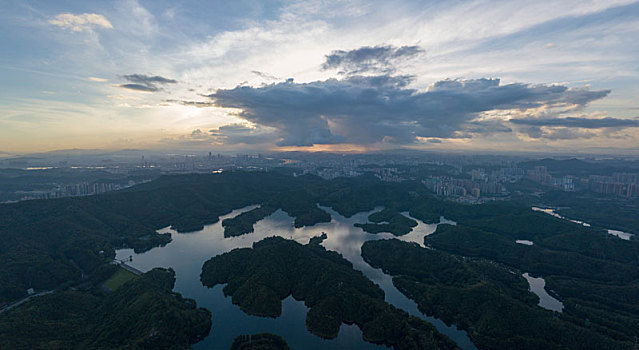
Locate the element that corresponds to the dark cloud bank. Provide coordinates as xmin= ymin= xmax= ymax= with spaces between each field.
xmin=207 ymin=74 xmax=625 ymax=146
xmin=117 ymin=74 xmax=177 ymax=92
xmin=323 ymin=45 xmax=423 ymax=74
xmin=511 ymin=116 xmax=639 ymax=140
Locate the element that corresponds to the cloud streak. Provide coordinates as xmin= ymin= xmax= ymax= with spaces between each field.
xmin=165 ymin=99 xmax=216 ymax=107
xmin=117 ymin=83 xmax=159 ymax=92
xmin=121 ymin=74 xmax=177 ymax=85
xmin=88 ymin=77 xmax=108 ymax=82
xmin=251 ymin=70 xmax=280 ymax=81
xmin=510 ymin=116 xmax=639 ymax=128
xmin=116 ymin=74 xmax=177 ymax=92
xmin=48 ymin=13 xmax=113 ymax=32
xmin=510 ymin=116 xmax=639 ymax=140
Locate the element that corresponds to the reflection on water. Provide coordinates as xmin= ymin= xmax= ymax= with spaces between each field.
xmin=515 ymin=240 xmax=534 ymax=245
xmin=116 ymin=207 xmax=382 ymax=349
xmin=532 ymin=206 xmax=634 ymax=240
xmin=320 ymin=208 xmax=476 ymax=350
xmin=532 ymin=207 xmax=590 ymax=227
xmin=116 ymin=206 xmax=476 ymax=349
xmin=522 ymin=273 xmax=564 ymax=312
xmin=607 ymin=229 xmax=633 ymax=240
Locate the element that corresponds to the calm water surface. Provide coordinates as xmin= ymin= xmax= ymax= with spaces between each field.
xmin=515 ymin=239 xmax=534 ymax=245
xmin=532 ymin=207 xmax=634 ymax=240
xmin=522 ymin=273 xmax=564 ymax=312
xmin=116 ymin=206 xmax=477 ymax=349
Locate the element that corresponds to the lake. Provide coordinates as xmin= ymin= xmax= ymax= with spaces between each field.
xmin=116 ymin=206 xmax=477 ymax=349
xmin=522 ymin=273 xmax=564 ymax=312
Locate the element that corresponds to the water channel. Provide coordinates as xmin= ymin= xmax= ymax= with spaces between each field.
xmin=116 ymin=206 xmax=477 ymax=349
xmin=523 ymin=206 xmax=637 ymax=313
xmin=532 ymin=207 xmax=633 ymax=240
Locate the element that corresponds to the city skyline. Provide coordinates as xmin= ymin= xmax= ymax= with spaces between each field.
xmin=2 ymin=0 xmax=639 ymax=154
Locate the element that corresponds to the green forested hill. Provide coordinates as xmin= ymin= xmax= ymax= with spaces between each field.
xmin=1 ymin=171 xmax=639 ymax=350
xmin=0 ymin=268 xmax=211 ymax=349
xmin=362 ymin=239 xmax=634 ymax=350
xmin=0 ymin=172 xmax=325 ymax=302
xmin=0 ymin=171 xmax=422 ymax=303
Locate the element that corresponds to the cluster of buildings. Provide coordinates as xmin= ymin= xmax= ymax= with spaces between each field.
xmin=526 ymin=166 xmax=639 ymax=197
xmin=368 ymin=167 xmax=404 ymax=182
xmin=488 ymin=167 xmax=526 ymax=183
xmin=6 ymin=151 xmax=638 ymax=203
xmin=420 ymin=165 xmax=535 ymax=203
xmin=588 ymin=173 xmax=639 ymax=197
xmin=527 ymin=166 xmax=639 ymax=197
xmin=139 ymin=153 xmax=280 ymax=174
xmin=15 ymin=180 xmax=140 ymax=201
xmin=423 ymin=173 xmax=507 ymax=200
xmin=312 ymin=167 xmax=362 ymax=180
xmin=526 ymin=166 xmax=576 ymax=191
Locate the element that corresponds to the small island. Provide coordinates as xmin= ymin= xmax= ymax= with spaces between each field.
xmin=355 ymin=208 xmax=418 ymax=236
xmin=223 ymin=205 xmax=278 ymax=237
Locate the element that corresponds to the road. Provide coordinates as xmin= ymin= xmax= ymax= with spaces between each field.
xmin=0 ymin=290 xmax=55 ymax=315
xmin=1 ymin=262 xmax=144 ymax=315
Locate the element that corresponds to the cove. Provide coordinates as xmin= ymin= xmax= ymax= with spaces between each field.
xmin=116 ymin=206 xmax=476 ymax=349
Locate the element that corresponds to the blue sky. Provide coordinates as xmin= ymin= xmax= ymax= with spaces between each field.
xmin=1 ymin=0 xmax=638 ymax=154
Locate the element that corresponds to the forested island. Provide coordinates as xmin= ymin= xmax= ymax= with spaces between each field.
xmin=201 ymin=236 xmax=457 ymax=350
xmin=355 ymin=207 xmax=418 ymax=236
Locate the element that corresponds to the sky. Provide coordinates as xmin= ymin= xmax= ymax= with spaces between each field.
xmin=1 ymin=0 xmax=639 ymax=154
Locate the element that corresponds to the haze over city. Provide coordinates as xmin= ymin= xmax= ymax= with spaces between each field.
xmin=2 ymin=0 xmax=639 ymax=155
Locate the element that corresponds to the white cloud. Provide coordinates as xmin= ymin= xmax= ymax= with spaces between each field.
xmin=114 ymin=0 xmax=157 ymax=38
xmin=48 ymin=13 xmax=113 ymax=32
xmin=7 ymin=0 xmax=637 ymax=152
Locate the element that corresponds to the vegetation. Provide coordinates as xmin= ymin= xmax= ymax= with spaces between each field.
xmin=427 ymin=224 xmax=639 ymax=282
xmin=362 ymin=239 xmax=633 ymax=349
xmin=2 ymin=170 xmax=639 ymax=349
xmin=540 ymin=190 xmax=639 ymax=235
xmin=102 ymin=266 xmax=138 ymax=291
xmin=416 ymin=204 xmax=639 ymax=345
xmin=315 ymin=175 xmax=419 ymax=217
xmin=223 ymin=205 xmax=278 ymax=237
xmin=230 ymin=333 xmax=290 ymax=350
xmin=0 ymin=171 xmax=331 ymax=303
xmin=355 ymin=208 xmax=418 ymax=236
xmin=0 ymin=268 xmax=211 ymax=349
xmin=201 ymin=236 xmax=457 ymax=350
